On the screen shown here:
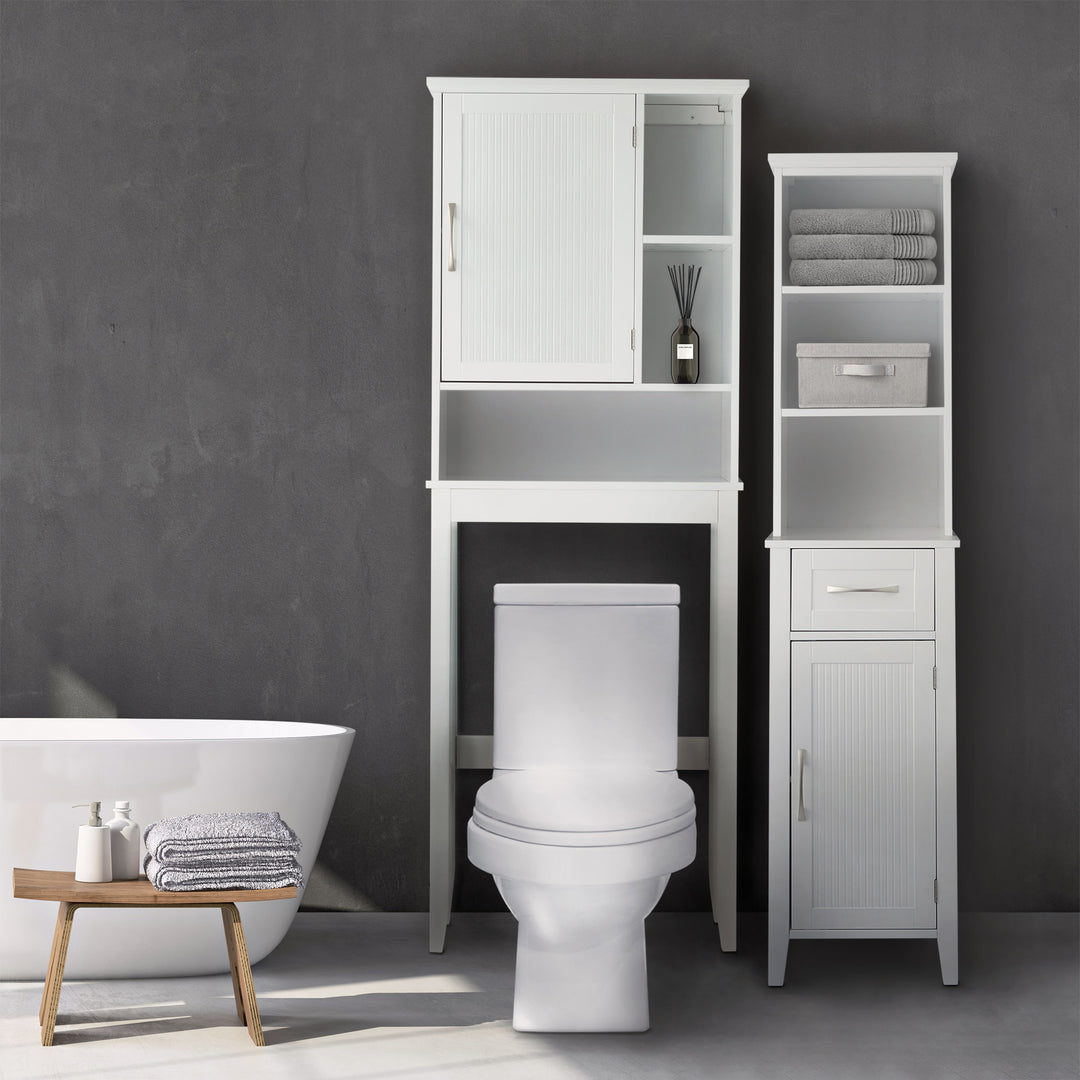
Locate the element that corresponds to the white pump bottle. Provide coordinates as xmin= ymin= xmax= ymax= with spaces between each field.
xmin=73 ymin=802 xmax=112 ymax=882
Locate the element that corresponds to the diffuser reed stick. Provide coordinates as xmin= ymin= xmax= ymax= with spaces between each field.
xmin=667 ymin=263 xmax=702 ymax=320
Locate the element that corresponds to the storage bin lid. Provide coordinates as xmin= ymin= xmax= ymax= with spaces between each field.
xmin=493 ymin=583 xmax=680 ymax=606
xmin=796 ymin=341 xmax=931 ymax=358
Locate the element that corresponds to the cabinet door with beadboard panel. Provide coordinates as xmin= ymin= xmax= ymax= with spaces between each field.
xmin=440 ymin=93 xmax=636 ymax=383
xmin=790 ymin=640 xmax=937 ymax=931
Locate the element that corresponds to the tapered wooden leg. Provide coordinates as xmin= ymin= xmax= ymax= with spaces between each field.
xmin=40 ymin=902 xmax=76 ymax=1046
xmin=220 ymin=906 xmax=245 ymax=1021
xmin=39 ymin=904 xmax=66 ymax=1025
xmin=221 ymin=904 xmax=263 ymax=1046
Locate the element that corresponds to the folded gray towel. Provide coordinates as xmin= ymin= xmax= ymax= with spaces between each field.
xmin=789 ymin=208 xmax=936 ymax=235
xmin=145 ymin=855 xmax=304 ymax=892
xmin=143 ymin=849 xmax=300 ymax=871
xmin=144 ymin=812 xmax=301 ymax=862
xmin=789 ymin=259 xmax=938 ymax=286
xmin=789 ymin=233 xmax=937 ymax=260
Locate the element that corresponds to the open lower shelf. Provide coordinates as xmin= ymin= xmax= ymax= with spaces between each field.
xmin=439 ymin=388 xmax=732 ymax=483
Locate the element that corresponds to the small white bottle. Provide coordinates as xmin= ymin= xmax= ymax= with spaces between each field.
xmin=73 ymin=802 xmax=112 ymax=882
xmin=106 ymin=800 xmax=141 ymax=880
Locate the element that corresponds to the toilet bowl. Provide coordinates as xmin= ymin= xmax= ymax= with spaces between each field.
xmin=468 ymin=583 xmax=696 ymax=1032
xmin=469 ymin=766 xmax=695 ymax=1031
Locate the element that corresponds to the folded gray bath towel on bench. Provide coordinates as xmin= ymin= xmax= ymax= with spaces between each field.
xmin=789 ymin=259 xmax=938 ymax=286
xmin=789 ymin=233 xmax=938 ymax=260
xmin=144 ymin=855 xmax=304 ymax=892
xmin=789 ymin=208 xmax=936 ymax=235
xmin=144 ymin=811 xmax=301 ymax=862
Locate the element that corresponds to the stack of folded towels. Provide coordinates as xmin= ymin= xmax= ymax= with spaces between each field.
xmin=789 ymin=208 xmax=938 ymax=286
xmin=143 ymin=811 xmax=303 ymax=892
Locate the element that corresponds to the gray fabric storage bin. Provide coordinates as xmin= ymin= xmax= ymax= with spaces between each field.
xmin=797 ymin=342 xmax=930 ymax=407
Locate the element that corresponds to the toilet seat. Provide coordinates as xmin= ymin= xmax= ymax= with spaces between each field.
xmin=473 ymin=768 xmax=695 ymax=848
xmin=468 ymin=768 xmax=697 ymax=885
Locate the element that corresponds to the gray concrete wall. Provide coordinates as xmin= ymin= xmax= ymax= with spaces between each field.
xmin=2 ymin=1 xmax=1076 ymax=913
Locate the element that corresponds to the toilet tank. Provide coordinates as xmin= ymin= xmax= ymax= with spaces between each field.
xmin=492 ymin=583 xmax=680 ymax=771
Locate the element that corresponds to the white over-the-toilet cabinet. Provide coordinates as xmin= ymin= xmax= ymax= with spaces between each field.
xmin=427 ymin=78 xmax=748 ymax=953
xmin=766 ymin=153 xmax=959 ymax=986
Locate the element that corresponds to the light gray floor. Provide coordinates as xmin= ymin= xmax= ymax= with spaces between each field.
xmin=1 ymin=912 xmax=1076 ymax=1080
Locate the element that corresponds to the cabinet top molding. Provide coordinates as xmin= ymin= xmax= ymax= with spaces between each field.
xmin=427 ymin=77 xmax=749 ymax=98
xmin=769 ymin=152 xmax=957 ymax=175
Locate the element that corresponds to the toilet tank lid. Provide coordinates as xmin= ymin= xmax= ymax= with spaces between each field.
xmin=494 ymin=583 xmax=680 ymax=606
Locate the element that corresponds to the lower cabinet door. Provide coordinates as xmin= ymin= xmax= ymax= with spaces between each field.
xmin=790 ymin=640 xmax=937 ymax=931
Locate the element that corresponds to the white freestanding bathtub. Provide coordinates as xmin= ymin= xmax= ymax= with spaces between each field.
xmin=0 ymin=718 xmax=354 ymax=980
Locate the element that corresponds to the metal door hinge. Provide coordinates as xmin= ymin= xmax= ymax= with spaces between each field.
xmin=631 ymin=328 xmax=636 ymax=350
xmin=934 ymin=878 xmax=939 ymax=903
xmin=632 ymin=125 xmax=637 ymax=148
xmin=933 ymin=666 xmax=938 ymax=690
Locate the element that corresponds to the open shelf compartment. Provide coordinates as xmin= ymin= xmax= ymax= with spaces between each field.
xmin=780 ymin=414 xmax=946 ymax=535
xmin=780 ymin=290 xmax=946 ymax=409
xmin=642 ymin=245 xmax=733 ymax=385
xmin=642 ymin=96 xmax=735 ymax=236
xmin=440 ymin=388 xmax=732 ymax=483
xmin=781 ymin=173 xmax=946 ymax=287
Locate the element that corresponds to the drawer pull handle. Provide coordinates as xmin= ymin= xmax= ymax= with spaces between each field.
xmin=447 ymin=203 xmax=457 ymax=272
xmin=833 ymin=363 xmax=895 ymax=377
xmin=797 ymin=748 xmax=807 ymax=822
xmin=826 ymin=584 xmax=900 ymax=593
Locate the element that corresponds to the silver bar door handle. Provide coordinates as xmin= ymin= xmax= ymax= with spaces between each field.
xmin=797 ymin=749 xmax=807 ymax=822
xmin=826 ymin=584 xmax=900 ymax=593
xmin=447 ymin=202 xmax=456 ymax=272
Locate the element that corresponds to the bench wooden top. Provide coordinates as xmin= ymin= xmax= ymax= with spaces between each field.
xmin=12 ymin=868 xmax=297 ymax=905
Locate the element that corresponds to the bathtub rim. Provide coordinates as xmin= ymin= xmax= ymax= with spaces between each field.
xmin=0 ymin=719 xmax=356 ymax=742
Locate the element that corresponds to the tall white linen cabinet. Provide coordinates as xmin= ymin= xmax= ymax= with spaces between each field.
xmin=766 ymin=153 xmax=959 ymax=986
xmin=426 ymin=78 xmax=749 ymax=953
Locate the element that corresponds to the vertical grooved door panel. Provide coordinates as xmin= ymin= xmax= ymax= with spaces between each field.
xmin=791 ymin=641 xmax=937 ymax=930
xmin=441 ymin=94 xmax=636 ymax=382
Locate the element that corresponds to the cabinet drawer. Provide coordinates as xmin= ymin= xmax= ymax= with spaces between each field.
xmin=791 ymin=549 xmax=934 ymax=631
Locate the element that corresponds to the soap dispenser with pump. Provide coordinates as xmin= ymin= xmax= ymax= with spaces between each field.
xmin=72 ymin=802 xmax=112 ymax=882
xmin=106 ymin=800 xmax=141 ymax=880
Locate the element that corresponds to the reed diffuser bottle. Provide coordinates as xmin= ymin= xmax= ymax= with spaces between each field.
xmin=667 ymin=263 xmax=702 ymax=384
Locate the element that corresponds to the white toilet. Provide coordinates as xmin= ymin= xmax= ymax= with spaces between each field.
xmin=467 ymin=582 xmax=696 ymax=1032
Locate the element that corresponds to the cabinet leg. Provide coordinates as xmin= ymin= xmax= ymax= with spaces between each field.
xmin=40 ymin=902 xmax=76 ymax=1046
xmin=768 ymin=912 xmax=789 ymax=987
xmin=709 ymin=495 xmax=739 ymax=953
xmin=429 ymin=491 xmax=457 ymax=954
xmin=937 ymin=907 xmax=959 ymax=986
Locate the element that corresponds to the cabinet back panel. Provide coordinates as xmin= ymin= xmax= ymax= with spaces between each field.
xmin=782 ymin=416 xmax=943 ymax=533
xmin=643 ymin=122 xmax=730 ymax=235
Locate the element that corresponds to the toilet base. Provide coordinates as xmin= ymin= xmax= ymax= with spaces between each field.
xmin=512 ymin=918 xmax=650 ymax=1032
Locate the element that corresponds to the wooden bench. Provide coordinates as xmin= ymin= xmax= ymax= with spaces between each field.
xmin=12 ymin=868 xmax=297 ymax=1046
